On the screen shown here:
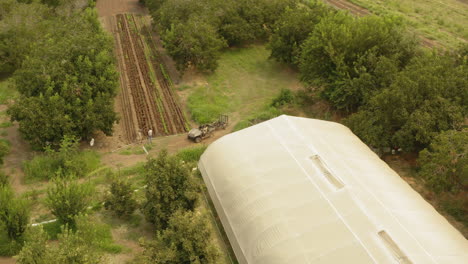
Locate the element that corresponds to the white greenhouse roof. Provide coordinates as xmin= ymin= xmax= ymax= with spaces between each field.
xmin=198 ymin=115 xmax=468 ymax=264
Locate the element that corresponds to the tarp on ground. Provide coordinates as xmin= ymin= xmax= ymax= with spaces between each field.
xmin=198 ymin=115 xmax=468 ymax=264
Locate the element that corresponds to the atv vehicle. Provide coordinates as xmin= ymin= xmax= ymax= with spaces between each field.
xmin=188 ymin=115 xmax=228 ymax=143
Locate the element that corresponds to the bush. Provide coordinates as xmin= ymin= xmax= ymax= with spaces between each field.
xmin=440 ymin=193 xmax=467 ymax=226
xmin=346 ymin=50 xmax=467 ymax=151
xmin=299 ymin=13 xmax=416 ymax=111
xmin=0 ymin=185 xmax=30 ymax=256
xmin=104 ymin=178 xmax=138 ymax=219
xmin=45 ymin=177 xmax=93 ymax=227
xmin=17 ymin=216 xmax=121 ymax=264
xmin=418 ymin=130 xmax=467 ymax=193
xmin=143 ymin=150 xmax=199 ymax=230
xmin=140 ymin=210 xmax=220 ymax=264
xmin=16 ymin=226 xmax=50 ymax=264
xmin=269 ymin=2 xmax=331 ymax=65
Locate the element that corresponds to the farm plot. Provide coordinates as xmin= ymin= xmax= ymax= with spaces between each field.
xmin=112 ymin=14 xmax=187 ymax=142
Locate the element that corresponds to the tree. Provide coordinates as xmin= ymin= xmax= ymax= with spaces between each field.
xmin=299 ymin=13 xmax=417 ymax=111
xmin=16 ymin=226 xmax=51 ymax=264
xmin=17 ymin=216 xmax=116 ymax=264
xmin=346 ymin=51 xmax=467 ymax=151
xmin=162 ymin=17 xmax=227 ymax=72
xmin=104 ymin=177 xmax=138 ymax=218
xmin=0 ymin=1 xmax=50 ymax=73
xmin=418 ymin=130 xmax=467 ymax=193
xmin=8 ymin=9 xmax=118 ymax=149
xmin=143 ymin=150 xmax=199 ymax=230
xmin=140 ymin=210 xmax=220 ymax=264
xmin=0 ymin=186 xmax=29 ymax=241
xmin=45 ymin=177 xmax=93 ymax=227
xmin=269 ymin=2 xmax=330 ymax=65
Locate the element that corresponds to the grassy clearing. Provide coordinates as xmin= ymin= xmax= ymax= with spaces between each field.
xmin=176 ymin=145 xmax=207 ymax=163
xmin=23 ymin=150 xmax=101 ymax=183
xmin=348 ymin=0 xmax=468 ymax=48
xmin=187 ymin=45 xmax=301 ymax=124
xmin=0 ymin=78 xmax=18 ymax=105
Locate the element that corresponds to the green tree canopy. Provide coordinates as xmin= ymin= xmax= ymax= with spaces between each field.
xmin=45 ymin=177 xmax=93 ymax=227
xmin=0 ymin=1 xmax=50 ymax=73
xmin=8 ymin=8 xmax=118 ymax=149
xmin=299 ymin=13 xmax=417 ymax=111
xmin=418 ymin=130 xmax=467 ymax=193
xmin=346 ymin=50 xmax=467 ymax=151
xmin=269 ymin=2 xmax=331 ymax=65
xmin=143 ymin=150 xmax=199 ymax=230
xmin=104 ymin=177 xmax=138 ymax=218
xmin=0 ymin=185 xmax=29 ymax=242
xmin=161 ymin=17 xmax=227 ymax=72
xmin=140 ymin=210 xmax=220 ymax=264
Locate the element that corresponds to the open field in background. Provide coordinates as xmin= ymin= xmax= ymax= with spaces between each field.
xmin=185 ymin=45 xmax=303 ymax=125
xmin=0 ymin=78 xmax=17 ymax=105
xmin=346 ymin=0 xmax=468 ymax=49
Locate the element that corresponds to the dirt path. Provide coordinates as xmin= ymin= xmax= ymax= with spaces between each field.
xmin=324 ymin=0 xmax=443 ymax=48
xmin=0 ymin=106 xmax=31 ymax=194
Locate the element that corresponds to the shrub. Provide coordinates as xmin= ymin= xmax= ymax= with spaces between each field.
xmin=270 ymin=89 xmax=294 ymax=108
xmin=418 ymin=130 xmax=467 ymax=193
xmin=143 ymin=150 xmax=199 ymax=230
xmin=17 ymin=216 xmax=120 ymax=264
xmin=0 ymin=185 xmax=30 ymax=256
xmin=104 ymin=178 xmax=138 ymax=219
xmin=140 ymin=210 xmax=220 ymax=264
xmin=45 ymin=177 xmax=93 ymax=227
xmin=16 ymin=226 xmax=50 ymax=264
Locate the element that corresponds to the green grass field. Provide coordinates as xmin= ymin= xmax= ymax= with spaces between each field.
xmin=348 ymin=0 xmax=468 ymax=49
xmin=186 ymin=45 xmax=301 ymax=124
xmin=0 ymin=77 xmax=18 ymax=105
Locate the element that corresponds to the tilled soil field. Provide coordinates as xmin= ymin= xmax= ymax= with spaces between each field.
xmin=111 ymin=14 xmax=187 ymax=143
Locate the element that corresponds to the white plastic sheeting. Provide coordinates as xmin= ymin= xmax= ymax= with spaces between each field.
xmin=198 ymin=115 xmax=468 ymax=264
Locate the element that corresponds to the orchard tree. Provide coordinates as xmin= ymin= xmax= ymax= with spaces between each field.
xmin=418 ymin=130 xmax=467 ymax=193
xmin=8 ymin=9 xmax=118 ymax=149
xmin=0 ymin=1 xmax=50 ymax=73
xmin=0 ymin=186 xmax=29 ymax=241
xmin=143 ymin=150 xmax=199 ymax=230
xmin=104 ymin=178 xmax=138 ymax=218
xmin=162 ymin=17 xmax=227 ymax=72
xmin=346 ymin=51 xmax=467 ymax=151
xmin=45 ymin=177 xmax=93 ymax=227
xmin=269 ymin=2 xmax=330 ymax=65
xmin=299 ymin=13 xmax=417 ymax=110
xmin=140 ymin=210 xmax=220 ymax=264
xmin=16 ymin=226 xmax=51 ymax=264
xmin=18 ymin=217 xmax=107 ymax=264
